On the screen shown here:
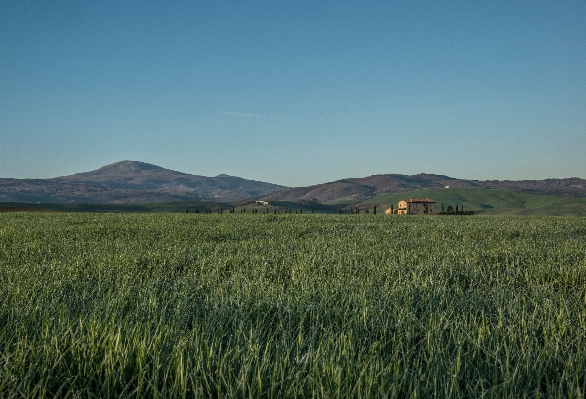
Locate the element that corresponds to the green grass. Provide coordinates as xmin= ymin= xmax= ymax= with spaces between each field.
xmin=0 ymin=200 xmax=336 ymax=214
xmin=0 ymin=201 xmax=236 ymax=213
xmin=5 ymin=188 xmax=586 ymax=216
xmin=234 ymin=201 xmax=340 ymax=214
xmin=1 ymin=213 xmax=585 ymax=397
xmin=363 ymin=188 xmax=586 ymax=216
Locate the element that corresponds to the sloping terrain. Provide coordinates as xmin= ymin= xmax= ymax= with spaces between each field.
xmin=362 ymin=188 xmax=586 ymax=216
xmin=0 ymin=178 xmax=194 ymax=203
xmin=52 ymin=161 xmax=281 ymax=193
xmin=3 ymin=162 xmax=585 ymax=206
xmin=0 ymin=161 xmax=287 ymax=203
xmin=262 ymin=174 xmax=586 ymax=203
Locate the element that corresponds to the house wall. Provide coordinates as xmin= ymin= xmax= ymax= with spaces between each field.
xmin=407 ymin=202 xmax=436 ymax=215
xmin=392 ymin=200 xmax=436 ymax=215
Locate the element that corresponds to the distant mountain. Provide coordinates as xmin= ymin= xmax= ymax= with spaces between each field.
xmin=261 ymin=174 xmax=586 ymax=203
xmin=2 ymin=163 xmax=584 ymax=205
xmin=0 ymin=161 xmax=287 ymax=203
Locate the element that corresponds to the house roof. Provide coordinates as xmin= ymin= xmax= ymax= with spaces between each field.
xmin=407 ymin=198 xmax=435 ymax=203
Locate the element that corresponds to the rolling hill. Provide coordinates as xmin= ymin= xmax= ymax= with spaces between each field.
xmin=261 ymin=174 xmax=586 ymax=203
xmin=2 ymin=162 xmax=585 ymax=210
xmin=0 ymin=161 xmax=287 ymax=203
xmin=361 ymin=188 xmax=586 ymax=216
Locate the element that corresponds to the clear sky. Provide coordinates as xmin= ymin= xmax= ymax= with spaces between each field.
xmin=1 ymin=1 xmax=584 ymax=187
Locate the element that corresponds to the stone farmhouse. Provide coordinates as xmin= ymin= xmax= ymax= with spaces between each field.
xmin=389 ymin=198 xmax=436 ymax=215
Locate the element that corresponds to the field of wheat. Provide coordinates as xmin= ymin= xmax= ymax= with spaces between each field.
xmin=1 ymin=213 xmax=585 ymax=398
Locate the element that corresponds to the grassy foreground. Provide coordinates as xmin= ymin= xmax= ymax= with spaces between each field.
xmin=1 ymin=213 xmax=585 ymax=398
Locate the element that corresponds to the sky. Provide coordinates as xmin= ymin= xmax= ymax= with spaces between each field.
xmin=1 ymin=1 xmax=585 ymax=187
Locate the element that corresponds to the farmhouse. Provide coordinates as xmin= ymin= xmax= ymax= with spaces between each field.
xmin=393 ymin=198 xmax=436 ymax=215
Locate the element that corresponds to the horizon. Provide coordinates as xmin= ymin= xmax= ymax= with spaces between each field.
xmin=1 ymin=1 xmax=585 ymax=187
xmin=2 ymin=159 xmax=584 ymax=187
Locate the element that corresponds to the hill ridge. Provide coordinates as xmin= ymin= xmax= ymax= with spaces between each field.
xmin=262 ymin=174 xmax=586 ymax=203
xmin=361 ymin=187 xmax=586 ymax=216
xmin=1 ymin=162 xmax=585 ymax=204
xmin=1 ymin=161 xmax=287 ymax=203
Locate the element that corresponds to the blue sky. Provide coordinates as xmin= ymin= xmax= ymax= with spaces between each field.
xmin=1 ymin=1 xmax=584 ymax=186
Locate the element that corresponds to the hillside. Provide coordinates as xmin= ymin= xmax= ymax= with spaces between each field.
xmin=2 ymin=163 xmax=585 ymax=206
xmin=52 ymin=161 xmax=286 ymax=198
xmin=362 ymin=188 xmax=586 ymax=216
xmin=262 ymin=174 xmax=586 ymax=203
xmin=0 ymin=161 xmax=287 ymax=203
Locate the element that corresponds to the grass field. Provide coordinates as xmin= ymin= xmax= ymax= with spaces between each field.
xmin=0 ymin=200 xmax=333 ymax=214
xmin=4 ymin=188 xmax=586 ymax=216
xmin=1 ymin=213 xmax=585 ymax=397
xmin=0 ymin=201 xmax=237 ymax=213
xmin=363 ymin=188 xmax=586 ymax=216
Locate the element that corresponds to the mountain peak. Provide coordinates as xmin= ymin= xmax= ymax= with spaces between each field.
xmin=41 ymin=160 xmax=287 ymax=202
xmin=99 ymin=160 xmax=166 ymax=173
